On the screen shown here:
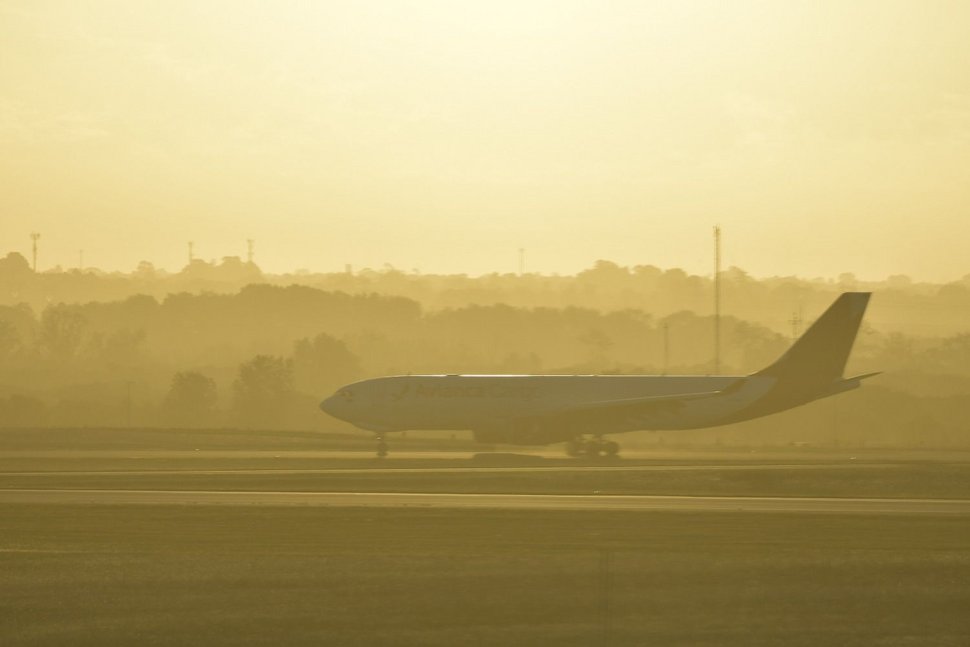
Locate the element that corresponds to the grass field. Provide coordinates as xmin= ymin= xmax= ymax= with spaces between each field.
xmin=2 ymin=505 xmax=970 ymax=646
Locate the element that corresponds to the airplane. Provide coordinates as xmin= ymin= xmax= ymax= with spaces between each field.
xmin=320 ymin=292 xmax=877 ymax=457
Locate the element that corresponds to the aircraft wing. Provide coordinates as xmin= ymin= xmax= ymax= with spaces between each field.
xmin=525 ymin=389 xmax=724 ymax=424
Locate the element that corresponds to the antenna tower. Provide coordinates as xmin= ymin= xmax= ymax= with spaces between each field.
xmin=247 ymin=239 xmax=254 ymax=264
xmin=662 ymin=321 xmax=670 ymax=375
xmin=188 ymin=241 xmax=195 ymax=264
xmin=713 ymin=225 xmax=722 ymax=375
xmin=789 ymin=306 xmax=803 ymax=341
xmin=30 ymin=233 xmax=40 ymax=272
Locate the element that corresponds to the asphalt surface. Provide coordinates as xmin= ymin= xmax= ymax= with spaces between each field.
xmin=0 ymin=449 xmax=921 ymax=461
xmin=2 ymin=488 xmax=969 ymax=515
xmin=0 ymin=462 xmax=890 ymax=477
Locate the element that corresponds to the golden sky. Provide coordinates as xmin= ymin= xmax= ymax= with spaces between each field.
xmin=2 ymin=0 xmax=968 ymax=280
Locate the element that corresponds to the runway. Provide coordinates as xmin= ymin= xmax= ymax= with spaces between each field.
xmin=2 ymin=488 xmax=969 ymax=515
xmin=0 ymin=448 xmax=931 ymax=462
xmin=0 ymin=462 xmax=891 ymax=477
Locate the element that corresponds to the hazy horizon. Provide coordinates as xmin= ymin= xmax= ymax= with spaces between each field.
xmin=3 ymin=1 xmax=969 ymax=281
xmin=3 ymin=243 xmax=966 ymax=284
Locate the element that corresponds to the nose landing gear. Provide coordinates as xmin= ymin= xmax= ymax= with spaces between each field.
xmin=565 ymin=436 xmax=620 ymax=458
xmin=375 ymin=433 xmax=388 ymax=458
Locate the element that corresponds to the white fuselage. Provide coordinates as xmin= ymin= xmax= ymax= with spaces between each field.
xmin=320 ymin=374 xmax=779 ymax=437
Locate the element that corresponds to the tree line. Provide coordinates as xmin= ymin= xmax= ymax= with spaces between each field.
xmin=1 ymin=251 xmax=969 ymax=446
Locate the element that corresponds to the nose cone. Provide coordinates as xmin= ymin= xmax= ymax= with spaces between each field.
xmin=319 ymin=395 xmax=339 ymax=417
xmin=320 ymin=392 xmax=353 ymax=422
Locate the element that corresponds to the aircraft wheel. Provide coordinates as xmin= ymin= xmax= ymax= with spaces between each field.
xmin=376 ymin=436 xmax=388 ymax=458
xmin=584 ymin=440 xmax=604 ymax=457
xmin=565 ymin=440 xmax=585 ymax=457
xmin=602 ymin=441 xmax=620 ymax=457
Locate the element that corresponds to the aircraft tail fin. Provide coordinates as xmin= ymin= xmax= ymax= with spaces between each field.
xmin=756 ymin=292 xmax=871 ymax=385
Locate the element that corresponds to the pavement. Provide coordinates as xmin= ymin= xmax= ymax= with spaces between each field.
xmin=0 ymin=462 xmax=892 ymax=477
xmin=2 ymin=488 xmax=969 ymax=515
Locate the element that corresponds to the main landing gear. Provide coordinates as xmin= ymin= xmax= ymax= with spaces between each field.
xmin=375 ymin=433 xmax=388 ymax=458
xmin=565 ymin=436 xmax=620 ymax=458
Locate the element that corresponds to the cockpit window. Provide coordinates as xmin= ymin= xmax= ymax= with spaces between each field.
xmin=339 ymin=389 xmax=355 ymax=402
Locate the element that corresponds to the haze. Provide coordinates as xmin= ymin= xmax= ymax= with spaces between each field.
xmin=5 ymin=4 xmax=970 ymax=643
xmin=2 ymin=0 xmax=968 ymax=280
